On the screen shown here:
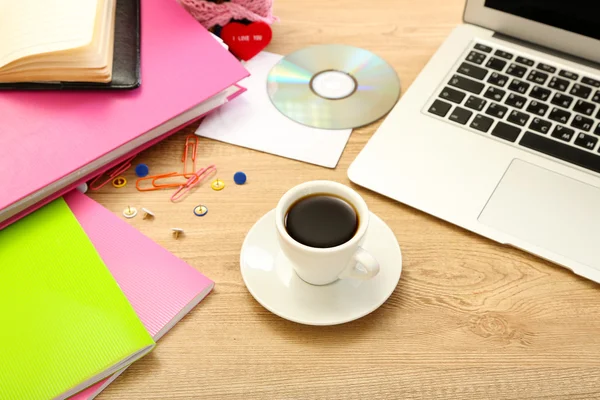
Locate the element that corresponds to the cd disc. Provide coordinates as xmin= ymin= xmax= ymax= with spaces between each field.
xmin=267 ymin=44 xmax=401 ymax=129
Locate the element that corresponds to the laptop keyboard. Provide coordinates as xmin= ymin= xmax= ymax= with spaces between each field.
xmin=425 ymin=41 xmax=600 ymax=175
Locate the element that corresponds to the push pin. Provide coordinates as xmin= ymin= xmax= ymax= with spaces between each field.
xmin=211 ymin=178 xmax=225 ymax=191
xmin=112 ymin=176 xmax=127 ymax=188
xmin=172 ymin=228 xmax=184 ymax=239
xmin=141 ymin=208 xmax=155 ymax=220
xmin=193 ymin=205 xmax=208 ymax=216
xmin=123 ymin=205 xmax=138 ymax=219
xmin=233 ymin=171 xmax=247 ymax=185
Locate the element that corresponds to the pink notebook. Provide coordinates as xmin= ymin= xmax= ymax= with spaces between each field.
xmin=0 ymin=0 xmax=249 ymax=229
xmin=63 ymin=191 xmax=214 ymax=399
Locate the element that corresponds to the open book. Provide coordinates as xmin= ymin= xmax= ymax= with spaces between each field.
xmin=0 ymin=0 xmax=116 ymax=83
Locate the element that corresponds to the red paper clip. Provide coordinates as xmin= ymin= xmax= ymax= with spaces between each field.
xmin=171 ymin=165 xmax=217 ymax=202
xmin=182 ymin=135 xmax=198 ymax=178
xmin=89 ymin=156 xmax=135 ymax=191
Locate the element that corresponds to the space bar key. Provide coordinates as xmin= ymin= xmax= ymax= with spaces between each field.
xmin=519 ymin=131 xmax=600 ymax=174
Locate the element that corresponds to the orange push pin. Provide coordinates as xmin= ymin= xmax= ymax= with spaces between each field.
xmin=172 ymin=228 xmax=184 ymax=239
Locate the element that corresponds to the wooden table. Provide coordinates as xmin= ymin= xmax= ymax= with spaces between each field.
xmin=91 ymin=0 xmax=600 ymax=398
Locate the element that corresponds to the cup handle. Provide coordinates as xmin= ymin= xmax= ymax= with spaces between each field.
xmin=339 ymin=247 xmax=380 ymax=281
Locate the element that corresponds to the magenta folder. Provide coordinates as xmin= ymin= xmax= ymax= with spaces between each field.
xmin=0 ymin=0 xmax=249 ymax=230
xmin=63 ymin=191 xmax=214 ymax=400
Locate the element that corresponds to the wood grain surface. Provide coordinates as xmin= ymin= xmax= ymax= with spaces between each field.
xmin=90 ymin=0 xmax=600 ymax=398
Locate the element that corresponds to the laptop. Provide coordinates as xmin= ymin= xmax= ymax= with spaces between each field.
xmin=348 ymin=0 xmax=600 ymax=283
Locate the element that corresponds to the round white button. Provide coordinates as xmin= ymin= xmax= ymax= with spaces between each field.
xmin=310 ymin=70 xmax=356 ymax=99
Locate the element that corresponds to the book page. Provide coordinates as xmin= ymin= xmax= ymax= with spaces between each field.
xmin=0 ymin=0 xmax=99 ymax=68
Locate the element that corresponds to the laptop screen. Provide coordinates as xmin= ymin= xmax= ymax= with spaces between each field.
xmin=485 ymin=0 xmax=600 ymax=41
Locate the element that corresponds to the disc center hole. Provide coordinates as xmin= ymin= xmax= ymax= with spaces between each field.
xmin=310 ymin=70 xmax=357 ymax=100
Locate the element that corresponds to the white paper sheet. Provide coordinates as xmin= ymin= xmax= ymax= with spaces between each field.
xmin=195 ymin=52 xmax=352 ymax=168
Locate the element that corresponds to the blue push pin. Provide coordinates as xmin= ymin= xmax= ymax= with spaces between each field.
xmin=135 ymin=163 xmax=149 ymax=178
xmin=233 ymin=171 xmax=247 ymax=185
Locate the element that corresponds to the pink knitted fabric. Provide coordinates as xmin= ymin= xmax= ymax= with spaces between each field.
xmin=178 ymin=0 xmax=278 ymax=30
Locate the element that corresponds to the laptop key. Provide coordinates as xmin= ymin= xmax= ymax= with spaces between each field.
xmin=515 ymin=56 xmax=534 ymax=67
xmin=464 ymin=96 xmax=487 ymax=111
xmin=492 ymin=122 xmax=521 ymax=142
xmin=593 ymin=91 xmax=600 ymax=104
xmin=548 ymin=77 xmax=570 ymax=92
xmin=548 ymin=107 xmax=571 ymax=124
xmin=526 ymin=100 xmax=549 ymax=117
xmin=529 ymin=117 xmax=552 ymax=134
xmin=559 ymin=70 xmax=578 ymax=80
xmin=470 ymin=114 xmax=494 ymax=132
xmin=574 ymin=133 xmax=598 ymax=151
xmin=448 ymin=74 xmax=484 ymax=94
xmin=457 ymin=62 xmax=488 ymax=80
xmin=573 ymin=99 xmax=596 ymax=116
xmin=485 ymin=102 xmax=508 ymax=119
xmin=551 ymin=125 xmax=575 ymax=142
xmin=594 ymin=123 xmax=600 ymax=136
xmin=530 ymin=86 xmax=551 ymax=101
xmin=581 ymin=77 xmax=600 ymax=88
xmin=570 ymin=84 xmax=592 ymax=99
xmin=505 ymin=93 xmax=527 ymax=109
xmin=507 ymin=110 xmax=530 ymax=126
xmin=571 ymin=114 xmax=594 ymax=131
xmin=508 ymin=79 xmax=530 ymax=94
xmin=505 ymin=63 xmax=527 ymax=78
xmin=526 ymin=70 xmax=548 ymax=85
xmin=428 ymin=100 xmax=452 ymax=117
xmin=466 ymin=51 xmax=486 ymax=65
xmin=485 ymin=57 xmax=507 ymax=71
xmin=494 ymin=50 xmax=513 ymax=60
xmin=448 ymin=107 xmax=473 ymax=125
xmin=487 ymin=72 xmax=509 ymax=87
xmin=520 ymin=132 xmax=600 ymax=174
xmin=474 ymin=43 xmax=492 ymax=53
xmin=439 ymin=87 xmax=466 ymax=104
xmin=483 ymin=86 xmax=506 ymax=102
xmin=550 ymin=93 xmax=573 ymax=109
xmin=537 ymin=62 xmax=557 ymax=74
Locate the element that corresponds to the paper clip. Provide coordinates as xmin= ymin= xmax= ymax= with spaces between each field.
xmin=182 ymin=135 xmax=198 ymax=178
xmin=90 ymin=156 xmax=135 ymax=191
xmin=171 ymin=165 xmax=217 ymax=202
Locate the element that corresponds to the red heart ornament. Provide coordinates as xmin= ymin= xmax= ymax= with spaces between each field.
xmin=221 ymin=22 xmax=272 ymax=61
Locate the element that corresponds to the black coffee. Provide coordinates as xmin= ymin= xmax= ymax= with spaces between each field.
xmin=285 ymin=194 xmax=358 ymax=248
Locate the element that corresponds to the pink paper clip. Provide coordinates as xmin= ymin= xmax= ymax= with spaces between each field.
xmin=89 ymin=156 xmax=136 ymax=191
xmin=171 ymin=165 xmax=217 ymax=202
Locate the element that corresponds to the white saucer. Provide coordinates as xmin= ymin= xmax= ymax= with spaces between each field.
xmin=240 ymin=209 xmax=402 ymax=326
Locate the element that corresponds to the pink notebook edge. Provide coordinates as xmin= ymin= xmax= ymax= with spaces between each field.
xmin=72 ymin=285 xmax=214 ymax=400
xmin=64 ymin=191 xmax=215 ymax=400
xmin=0 ymin=85 xmax=246 ymax=231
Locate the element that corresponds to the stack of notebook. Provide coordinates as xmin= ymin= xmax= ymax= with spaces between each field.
xmin=0 ymin=0 xmax=246 ymax=398
xmin=0 ymin=192 xmax=214 ymax=399
xmin=0 ymin=0 xmax=249 ymax=229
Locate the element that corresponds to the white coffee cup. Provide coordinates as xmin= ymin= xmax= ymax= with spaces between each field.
xmin=275 ymin=180 xmax=380 ymax=285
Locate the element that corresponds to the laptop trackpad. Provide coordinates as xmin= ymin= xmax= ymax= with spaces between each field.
xmin=478 ymin=159 xmax=600 ymax=270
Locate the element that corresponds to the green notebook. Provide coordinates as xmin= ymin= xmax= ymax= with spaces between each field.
xmin=0 ymin=198 xmax=155 ymax=400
